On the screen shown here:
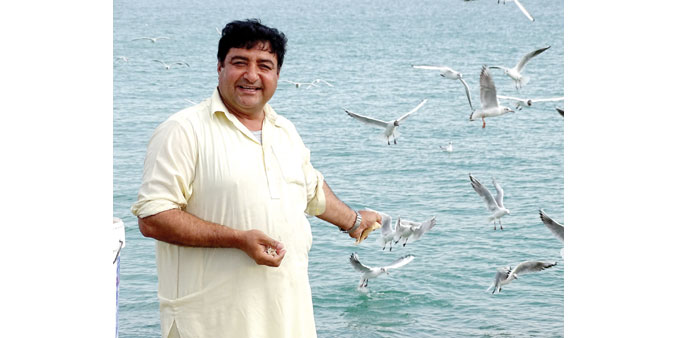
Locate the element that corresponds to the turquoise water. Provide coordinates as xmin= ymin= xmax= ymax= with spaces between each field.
xmin=114 ymin=0 xmax=564 ymax=336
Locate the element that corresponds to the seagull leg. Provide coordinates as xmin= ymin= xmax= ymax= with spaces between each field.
xmin=482 ymin=118 xmax=486 ymax=128
xmin=499 ymin=219 xmax=503 ymax=230
xmin=493 ymin=220 xmax=497 ymax=231
xmin=394 ymin=138 xmax=397 ymax=145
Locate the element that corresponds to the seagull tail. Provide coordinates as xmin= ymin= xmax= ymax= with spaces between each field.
xmin=519 ymin=76 xmax=530 ymax=88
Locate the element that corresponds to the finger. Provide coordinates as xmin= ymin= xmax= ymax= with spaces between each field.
xmin=265 ymin=249 xmax=286 ymax=267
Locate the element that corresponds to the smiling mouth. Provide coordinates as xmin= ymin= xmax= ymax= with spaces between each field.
xmin=238 ymin=85 xmax=261 ymax=91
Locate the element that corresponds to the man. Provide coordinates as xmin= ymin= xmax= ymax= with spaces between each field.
xmin=131 ymin=19 xmax=381 ymax=338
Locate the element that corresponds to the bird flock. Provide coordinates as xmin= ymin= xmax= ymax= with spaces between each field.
xmin=331 ymin=3 xmax=564 ymax=294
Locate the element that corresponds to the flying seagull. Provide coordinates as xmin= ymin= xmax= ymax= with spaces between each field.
xmin=132 ymin=36 xmax=170 ymax=43
xmin=349 ymin=253 xmax=415 ymax=288
xmin=153 ymin=60 xmax=190 ymax=70
xmin=487 ymin=261 xmax=558 ymax=294
xmin=489 ymin=46 xmax=550 ymax=90
xmin=556 ymin=107 xmax=564 ymax=117
xmin=394 ymin=216 xmax=436 ymax=247
xmin=344 ymin=99 xmax=428 ymax=145
xmin=411 ymin=65 xmax=474 ymax=111
xmin=469 ymin=174 xmax=510 ymax=230
xmin=469 ymin=66 xmax=514 ymax=128
xmin=539 ymin=209 xmax=564 ymax=257
xmin=497 ymin=95 xmax=564 ymax=110
xmin=374 ymin=211 xmax=396 ymax=251
xmin=499 ymin=0 xmax=535 ymax=22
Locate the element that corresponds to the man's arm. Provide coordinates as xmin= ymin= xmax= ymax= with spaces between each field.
xmin=316 ymin=180 xmax=381 ymax=240
xmin=138 ymin=209 xmax=286 ymax=267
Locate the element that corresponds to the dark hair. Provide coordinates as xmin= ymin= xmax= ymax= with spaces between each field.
xmin=217 ymin=19 xmax=287 ymax=69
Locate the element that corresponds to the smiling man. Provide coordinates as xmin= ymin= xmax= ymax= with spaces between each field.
xmin=131 ymin=19 xmax=381 ymax=338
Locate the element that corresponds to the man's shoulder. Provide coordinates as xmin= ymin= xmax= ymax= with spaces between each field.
xmin=162 ymin=99 xmax=213 ymax=127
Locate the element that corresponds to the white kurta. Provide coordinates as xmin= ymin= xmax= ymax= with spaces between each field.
xmin=131 ymin=88 xmax=326 ymax=338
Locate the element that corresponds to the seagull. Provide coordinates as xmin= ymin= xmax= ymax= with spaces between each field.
xmin=184 ymin=99 xmax=198 ymax=105
xmin=216 ymin=27 xmax=222 ymax=36
xmin=349 ymin=253 xmax=415 ymax=288
xmin=499 ymin=0 xmax=535 ymax=22
xmin=394 ymin=216 xmax=436 ymax=247
xmin=440 ymin=141 xmax=453 ymax=152
xmin=539 ymin=209 xmax=564 ymax=257
xmin=412 ymin=65 xmax=474 ymax=111
xmin=487 ymin=261 xmax=558 ymax=294
xmin=469 ymin=66 xmax=514 ymax=128
xmin=469 ymin=174 xmax=510 ymax=230
xmin=132 ymin=36 xmax=170 ymax=43
xmin=344 ymin=99 xmax=427 ymax=145
xmin=556 ymin=107 xmax=564 ymax=117
xmin=497 ymin=95 xmax=564 ymax=110
xmin=281 ymin=80 xmax=317 ymax=89
xmin=153 ymin=60 xmax=190 ymax=70
xmin=374 ymin=211 xmax=396 ymax=251
xmin=115 ymin=56 xmax=129 ymax=63
xmin=489 ymin=46 xmax=550 ymax=90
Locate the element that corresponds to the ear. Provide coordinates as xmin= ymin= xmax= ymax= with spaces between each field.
xmin=217 ymin=61 xmax=223 ymax=74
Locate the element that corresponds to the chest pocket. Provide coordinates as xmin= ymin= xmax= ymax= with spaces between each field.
xmin=271 ymin=144 xmax=306 ymax=187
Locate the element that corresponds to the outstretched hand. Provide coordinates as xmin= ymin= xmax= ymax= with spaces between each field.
xmin=239 ymin=229 xmax=286 ymax=267
xmin=349 ymin=209 xmax=382 ymax=242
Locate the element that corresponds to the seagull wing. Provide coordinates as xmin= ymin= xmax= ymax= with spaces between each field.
xmin=470 ymin=174 xmax=499 ymax=212
xmin=410 ymin=216 xmax=436 ymax=241
xmin=152 ymin=59 xmax=167 ymax=66
xmin=510 ymin=261 xmax=557 ymax=277
xmin=396 ymin=99 xmax=428 ymax=123
xmin=491 ymin=177 xmax=505 ymax=209
xmin=515 ymin=46 xmax=550 ymax=72
xmin=315 ymin=79 xmax=334 ymax=87
xmin=556 ymin=107 xmax=564 ymax=116
xmin=349 ymin=253 xmax=373 ymax=273
xmin=132 ymin=37 xmax=151 ymax=41
xmin=459 ymin=78 xmax=474 ymax=111
xmin=379 ymin=212 xmax=393 ymax=236
xmin=513 ymin=0 xmax=535 ymax=22
xmin=539 ymin=209 xmax=564 ymax=242
xmin=531 ymin=97 xmax=564 ymax=103
xmin=344 ymin=109 xmax=388 ymax=128
xmin=383 ymin=254 xmax=415 ymax=270
xmin=174 ymin=62 xmax=190 ymax=67
xmin=479 ymin=66 xmax=499 ymax=110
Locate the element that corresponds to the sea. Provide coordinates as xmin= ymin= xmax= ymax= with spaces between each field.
xmin=114 ymin=0 xmax=564 ymax=336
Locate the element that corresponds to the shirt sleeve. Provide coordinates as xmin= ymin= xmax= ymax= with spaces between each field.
xmin=301 ymin=147 xmax=326 ymax=216
xmin=131 ymin=118 xmax=197 ymax=218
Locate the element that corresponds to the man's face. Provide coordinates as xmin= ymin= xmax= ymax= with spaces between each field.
xmin=217 ymin=43 xmax=279 ymax=116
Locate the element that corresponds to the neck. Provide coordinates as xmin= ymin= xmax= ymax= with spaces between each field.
xmin=219 ymin=93 xmax=265 ymax=131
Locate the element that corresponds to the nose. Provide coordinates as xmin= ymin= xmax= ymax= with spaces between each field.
xmin=243 ymin=63 xmax=260 ymax=83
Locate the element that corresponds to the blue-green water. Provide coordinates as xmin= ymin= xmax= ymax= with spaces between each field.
xmin=114 ymin=0 xmax=563 ymax=336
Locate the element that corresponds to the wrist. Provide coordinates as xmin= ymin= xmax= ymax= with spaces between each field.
xmin=341 ymin=210 xmax=362 ymax=234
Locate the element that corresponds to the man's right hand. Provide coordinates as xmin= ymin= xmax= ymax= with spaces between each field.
xmin=239 ymin=229 xmax=286 ymax=267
